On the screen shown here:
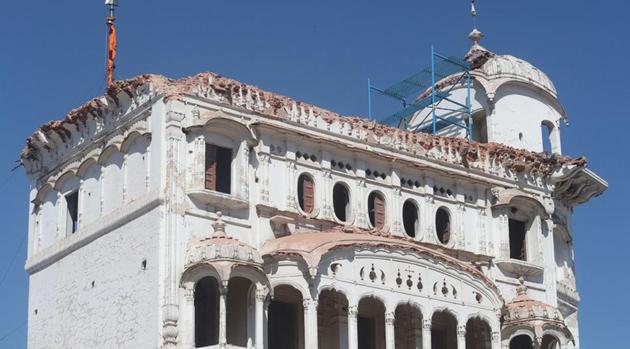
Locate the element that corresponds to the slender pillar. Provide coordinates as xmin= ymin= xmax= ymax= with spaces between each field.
xmin=219 ymin=286 xmax=228 ymax=347
xmin=422 ymin=319 xmax=432 ymax=349
xmin=491 ymin=331 xmax=501 ymax=349
xmin=385 ymin=311 xmax=395 ymax=349
xmin=457 ymin=325 xmax=466 ymax=349
xmin=414 ymin=326 xmax=423 ymax=349
xmin=304 ymin=299 xmax=319 ymax=349
xmin=182 ymin=284 xmax=195 ymax=349
xmin=255 ymin=288 xmax=267 ymax=349
xmin=348 ymin=305 xmax=358 ymax=349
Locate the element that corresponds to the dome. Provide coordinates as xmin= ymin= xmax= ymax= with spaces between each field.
xmin=185 ymin=212 xmax=263 ymax=268
xmin=479 ymin=54 xmax=557 ymax=98
xmin=502 ymin=278 xmax=568 ymax=335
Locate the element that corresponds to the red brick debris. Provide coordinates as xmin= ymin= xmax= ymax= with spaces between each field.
xmin=21 ymin=71 xmax=586 ymax=177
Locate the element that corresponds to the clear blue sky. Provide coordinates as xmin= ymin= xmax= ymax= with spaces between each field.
xmin=0 ymin=1 xmax=627 ymax=347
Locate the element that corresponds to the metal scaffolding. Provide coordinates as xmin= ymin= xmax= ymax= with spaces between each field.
xmin=367 ymin=46 xmax=473 ymax=140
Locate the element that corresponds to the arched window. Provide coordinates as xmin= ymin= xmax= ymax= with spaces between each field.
xmin=195 ymin=277 xmax=220 ymax=347
xmin=333 ymin=183 xmax=350 ymax=222
xmin=508 ymin=206 xmax=531 ymax=261
xmin=297 ymin=173 xmax=315 ymax=214
xmin=471 ymin=111 xmax=488 ymax=143
xmin=358 ymin=297 xmax=386 ymax=349
xmin=541 ymin=120 xmax=562 ymax=154
xmin=435 ymin=207 xmax=451 ymax=244
xmin=431 ymin=310 xmax=457 ymax=349
xmin=268 ymin=285 xmax=304 ymax=349
xmin=541 ymin=121 xmax=553 ymax=154
xmin=226 ymin=277 xmax=255 ymax=346
xmin=368 ymin=191 xmax=386 ymax=229
xmin=541 ymin=335 xmax=560 ymax=349
xmin=402 ymin=200 xmax=419 ymax=238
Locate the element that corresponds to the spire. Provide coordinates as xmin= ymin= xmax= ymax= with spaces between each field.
xmin=468 ymin=0 xmax=484 ymax=46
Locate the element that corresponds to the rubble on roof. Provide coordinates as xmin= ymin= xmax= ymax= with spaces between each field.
xmin=21 ymin=71 xmax=587 ymax=179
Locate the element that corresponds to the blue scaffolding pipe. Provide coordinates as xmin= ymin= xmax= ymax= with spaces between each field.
xmin=366 ymin=45 xmax=473 ymax=140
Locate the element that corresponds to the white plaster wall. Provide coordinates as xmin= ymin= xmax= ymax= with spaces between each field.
xmin=126 ymin=135 xmax=150 ymax=202
xmin=491 ymin=85 xmax=562 ymax=153
xmin=102 ymin=150 xmax=125 ymax=215
xmin=38 ymin=189 xmax=58 ymax=250
xmin=81 ymin=163 xmax=102 ymax=226
xmin=27 ymin=208 xmax=161 ymax=349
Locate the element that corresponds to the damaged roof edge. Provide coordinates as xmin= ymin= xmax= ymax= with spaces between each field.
xmin=21 ymin=71 xmax=588 ymax=180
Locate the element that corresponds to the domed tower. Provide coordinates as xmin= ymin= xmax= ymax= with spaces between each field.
xmin=409 ymin=28 xmax=567 ymax=155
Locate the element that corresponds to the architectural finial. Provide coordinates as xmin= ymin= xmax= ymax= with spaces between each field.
xmin=468 ymin=0 xmax=484 ymax=45
xmin=211 ymin=211 xmax=227 ymax=238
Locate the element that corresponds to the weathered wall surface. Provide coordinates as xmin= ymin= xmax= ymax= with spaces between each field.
xmin=27 ymin=207 xmax=161 ymax=349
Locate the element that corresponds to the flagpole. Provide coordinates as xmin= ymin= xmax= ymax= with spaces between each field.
xmin=105 ymin=0 xmax=118 ymax=88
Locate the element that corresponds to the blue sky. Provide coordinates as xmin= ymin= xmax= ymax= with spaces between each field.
xmin=0 ymin=0 xmax=627 ymax=347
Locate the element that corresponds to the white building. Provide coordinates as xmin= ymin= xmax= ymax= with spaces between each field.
xmin=21 ymin=33 xmax=606 ymax=349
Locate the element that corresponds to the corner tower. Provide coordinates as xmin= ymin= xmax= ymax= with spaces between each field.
xmin=410 ymin=29 xmax=567 ymax=154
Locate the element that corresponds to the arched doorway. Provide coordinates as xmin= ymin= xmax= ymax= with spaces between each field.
xmin=194 ymin=277 xmax=220 ymax=347
xmin=358 ymin=297 xmax=386 ymax=349
xmin=268 ymin=285 xmax=305 ymax=349
xmin=510 ymin=334 xmax=533 ymax=349
xmin=541 ymin=334 xmax=561 ymax=349
xmin=394 ymin=303 xmax=423 ymax=349
xmin=226 ymin=277 xmax=255 ymax=347
xmin=465 ymin=317 xmax=491 ymax=349
xmin=317 ymin=289 xmax=349 ymax=349
xmin=432 ymin=310 xmax=457 ymax=349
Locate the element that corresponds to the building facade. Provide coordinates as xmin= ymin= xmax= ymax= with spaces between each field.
xmin=21 ymin=38 xmax=605 ymax=349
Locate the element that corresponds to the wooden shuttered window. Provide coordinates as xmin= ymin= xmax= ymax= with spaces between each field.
xmin=205 ymin=143 xmax=232 ymax=194
xmin=205 ymin=143 xmax=217 ymax=190
xmin=298 ymin=174 xmax=314 ymax=214
xmin=373 ymin=194 xmax=385 ymax=230
xmin=368 ymin=192 xmax=386 ymax=230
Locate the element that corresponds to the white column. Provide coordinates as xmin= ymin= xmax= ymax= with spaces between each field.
xmin=457 ymin=325 xmax=466 ymax=349
xmin=219 ymin=286 xmax=228 ymax=347
xmin=348 ymin=305 xmax=358 ymax=349
xmin=385 ymin=310 xmax=395 ymax=349
xmin=414 ymin=325 xmax=423 ymax=349
xmin=182 ymin=284 xmax=195 ymax=349
xmin=304 ymin=299 xmax=319 ymax=349
xmin=422 ymin=319 xmax=431 ymax=349
xmin=255 ymin=288 xmax=267 ymax=349
xmin=492 ymin=331 xmax=501 ymax=349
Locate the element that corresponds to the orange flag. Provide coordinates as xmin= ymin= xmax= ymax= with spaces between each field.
xmin=107 ymin=23 xmax=117 ymax=87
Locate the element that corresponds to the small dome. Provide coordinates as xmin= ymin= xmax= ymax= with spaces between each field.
xmin=502 ymin=278 xmax=566 ymax=329
xmin=185 ymin=212 xmax=263 ymax=268
xmin=479 ymin=54 xmax=557 ymax=98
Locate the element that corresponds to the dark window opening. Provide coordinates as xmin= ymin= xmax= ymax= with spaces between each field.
xmin=358 ymin=316 xmax=376 ymax=349
xmin=297 ymin=174 xmax=315 ymax=214
xmin=509 ymin=218 xmax=527 ymax=261
xmin=471 ymin=112 xmax=488 ymax=143
xmin=195 ymin=277 xmax=219 ymax=347
xmin=65 ymin=191 xmax=79 ymax=234
xmin=402 ymin=200 xmax=419 ymax=238
xmin=510 ymin=335 xmax=533 ymax=349
xmin=268 ymin=285 xmax=303 ymax=349
xmin=541 ymin=122 xmax=553 ymax=154
xmin=226 ymin=277 xmax=253 ymax=346
xmin=205 ymin=143 xmax=232 ymax=194
xmin=435 ymin=207 xmax=451 ymax=244
xmin=368 ymin=192 xmax=386 ymax=230
xmin=333 ymin=183 xmax=350 ymax=222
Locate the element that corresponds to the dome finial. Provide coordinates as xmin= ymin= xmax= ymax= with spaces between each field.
xmin=468 ymin=0 xmax=484 ymax=45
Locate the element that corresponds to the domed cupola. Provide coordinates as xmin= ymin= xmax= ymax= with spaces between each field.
xmin=410 ymin=25 xmax=568 ymax=155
